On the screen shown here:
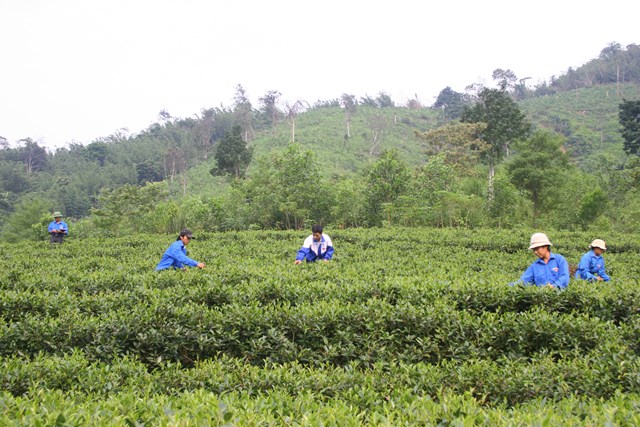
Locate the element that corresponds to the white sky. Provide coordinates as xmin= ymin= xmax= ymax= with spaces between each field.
xmin=1 ymin=0 xmax=639 ymax=149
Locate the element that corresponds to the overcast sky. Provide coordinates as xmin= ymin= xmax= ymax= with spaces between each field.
xmin=1 ymin=0 xmax=638 ymax=149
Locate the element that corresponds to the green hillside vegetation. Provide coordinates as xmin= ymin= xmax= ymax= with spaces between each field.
xmin=2 ymin=43 xmax=640 ymax=239
xmin=521 ymin=82 xmax=640 ymax=161
xmin=249 ymin=105 xmax=441 ymax=174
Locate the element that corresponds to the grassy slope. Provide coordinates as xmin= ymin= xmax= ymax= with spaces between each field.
xmin=184 ymin=83 xmax=640 ymax=196
xmin=520 ymin=82 xmax=640 ymax=160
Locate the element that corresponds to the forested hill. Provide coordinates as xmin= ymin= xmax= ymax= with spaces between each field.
xmin=521 ymin=82 xmax=640 ymax=161
xmin=2 ymin=43 xmax=640 ymax=238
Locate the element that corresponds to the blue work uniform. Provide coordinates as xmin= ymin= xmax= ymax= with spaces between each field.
xmin=516 ymin=252 xmax=570 ymax=289
xmin=48 ymin=220 xmax=68 ymax=244
xmin=575 ymin=250 xmax=610 ymax=282
xmin=155 ymin=240 xmax=200 ymax=271
xmin=48 ymin=220 xmax=69 ymax=235
xmin=295 ymin=234 xmax=334 ymax=262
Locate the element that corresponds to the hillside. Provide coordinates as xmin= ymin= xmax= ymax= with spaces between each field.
xmin=520 ymin=82 xmax=640 ymax=161
xmin=248 ymin=105 xmax=442 ymax=174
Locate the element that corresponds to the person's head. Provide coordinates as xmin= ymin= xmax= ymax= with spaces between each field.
xmin=177 ymin=228 xmax=194 ymax=245
xmin=590 ymin=239 xmax=606 ymax=256
xmin=311 ymin=224 xmax=323 ymax=241
xmin=529 ymin=232 xmax=552 ymax=259
xmin=53 ymin=211 xmax=63 ymax=223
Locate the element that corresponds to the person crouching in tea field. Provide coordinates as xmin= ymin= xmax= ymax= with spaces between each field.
xmin=511 ymin=233 xmax=570 ymax=289
xmin=575 ymin=239 xmax=610 ymax=282
xmin=294 ymin=224 xmax=334 ymax=264
xmin=156 ymin=229 xmax=205 ymax=271
xmin=48 ymin=211 xmax=68 ymax=244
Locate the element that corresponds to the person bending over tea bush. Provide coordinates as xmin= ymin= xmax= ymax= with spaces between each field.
xmin=156 ymin=228 xmax=205 ymax=271
xmin=294 ymin=224 xmax=334 ymax=264
xmin=511 ymin=233 xmax=569 ymax=289
xmin=575 ymin=239 xmax=610 ymax=282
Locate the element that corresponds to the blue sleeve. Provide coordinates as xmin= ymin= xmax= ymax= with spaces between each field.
xmin=599 ymin=258 xmax=610 ymax=281
xmin=296 ymin=247 xmax=309 ymax=261
xmin=519 ymin=264 xmax=535 ymax=285
xmin=323 ymin=245 xmax=334 ymax=260
xmin=61 ymin=222 xmax=69 ymax=235
xmin=47 ymin=222 xmax=55 ymax=233
xmin=553 ymin=256 xmax=570 ymax=289
xmin=167 ymin=244 xmax=198 ymax=267
xmin=575 ymin=253 xmax=596 ymax=281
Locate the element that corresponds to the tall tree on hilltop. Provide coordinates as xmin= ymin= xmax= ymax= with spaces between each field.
xmin=212 ymin=125 xmax=253 ymax=179
xmin=284 ymin=100 xmax=308 ymax=143
xmin=259 ymin=90 xmax=282 ymax=132
xmin=193 ymin=108 xmax=215 ymax=160
xmin=17 ymin=138 xmax=48 ymax=174
xmin=233 ymin=84 xmax=255 ymax=142
xmin=619 ymin=99 xmax=640 ymax=156
xmin=340 ymin=93 xmax=357 ymax=140
xmin=461 ymin=88 xmax=531 ymax=198
xmin=433 ymin=87 xmax=467 ymax=121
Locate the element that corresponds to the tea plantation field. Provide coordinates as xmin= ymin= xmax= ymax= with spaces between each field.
xmin=1 ymin=228 xmax=640 ymax=425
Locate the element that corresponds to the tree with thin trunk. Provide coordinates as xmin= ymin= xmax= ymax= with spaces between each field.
xmin=461 ymin=88 xmax=531 ymax=199
xmin=284 ymin=100 xmax=308 ymax=143
xmin=340 ymin=94 xmax=357 ymax=140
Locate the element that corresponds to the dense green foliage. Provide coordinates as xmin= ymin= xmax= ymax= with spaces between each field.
xmin=619 ymin=99 xmax=640 ymax=155
xmin=2 ymin=45 xmax=640 ymax=242
xmin=1 ymin=228 xmax=640 ymax=424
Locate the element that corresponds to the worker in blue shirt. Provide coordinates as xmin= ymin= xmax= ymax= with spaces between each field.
xmin=294 ymin=224 xmax=334 ymax=264
xmin=48 ymin=211 xmax=69 ymax=244
xmin=575 ymin=239 xmax=610 ymax=282
xmin=512 ymin=233 xmax=570 ymax=289
xmin=156 ymin=229 xmax=205 ymax=271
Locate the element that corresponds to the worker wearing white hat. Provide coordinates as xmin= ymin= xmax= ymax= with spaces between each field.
xmin=575 ymin=239 xmax=610 ymax=282
xmin=512 ymin=233 xmax=570 ymax=289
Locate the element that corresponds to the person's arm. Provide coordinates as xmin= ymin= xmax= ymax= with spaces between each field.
xmin=295 ymin=247 xmax=309 ymax=263
xmin=553 ymin=257 xmax=570 ymax=289
xmin=576 ymin=254 xmax=596 ymax=281
xmin=512 ymin=264 xmax=535 ymax=286
xmin=48 ymin=222 xmax=56 ymax=233
xmin=60 ymin=222 xmax=68 ymax=235
xmin=599 ymin=258 xmax=610 ymax=282
xmin=167 ymin=244 xmax=199 ymax=268
xmin=323 ymin=245 xmax=334 ymax=260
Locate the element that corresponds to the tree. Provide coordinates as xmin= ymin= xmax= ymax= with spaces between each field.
xmin=284 ymin=100 xmax=308 ymax=143
xmin=17 ymin=138 xmax=48 ymax=174
xmin=233 ymin=84 xmax=255 ymax=142
xmin=212 ymin=125 xmax=253 ymax=179
xmin=364 ymin=149 xmax=411 ymax=226
xmin=433 ymin=87 xmax=468 ymax=121
xmin=340 ymin=93 xmax=357 ymax=139
xmin=577 ymin=187 xmax=608 ymax=230
xmin=619 ymin=99 xmax=640 ymax=155
xmin=366 ymin=113 xmax=389 ymax=162
xmin=507 ymin=131 xmax=569 ymax=225
xmin=376 ymin=92 xmax=395 ymax=108
xmin=461 ymin=88 xmax=531 ymax=198
xmin=258 ymin=90 xmax=282 ymax=131
xmin=415 ymin=122 xmax=488 ymax=175
xmin=193 ymin=108 xmax=215 ymax=160
xmin=90 ymin=182 xmax=169 ymax=235
xmin=0 ymin=196 xmax=50 ymax=242
xmin=492 ymin=68 xmax=517 ymax=91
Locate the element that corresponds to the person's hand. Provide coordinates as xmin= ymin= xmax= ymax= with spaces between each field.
xmin=546 ymin=283 xmax=555 ymax=288
xmin=597 ymin=276 xmax=604 ymax=281
xmin=323 ymin=259 xmax=329 ymax=263
xmin=197 ymin=262 xmax=205 ymax=269
xmin=294 ymin=260 xmax=302 ymax=265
